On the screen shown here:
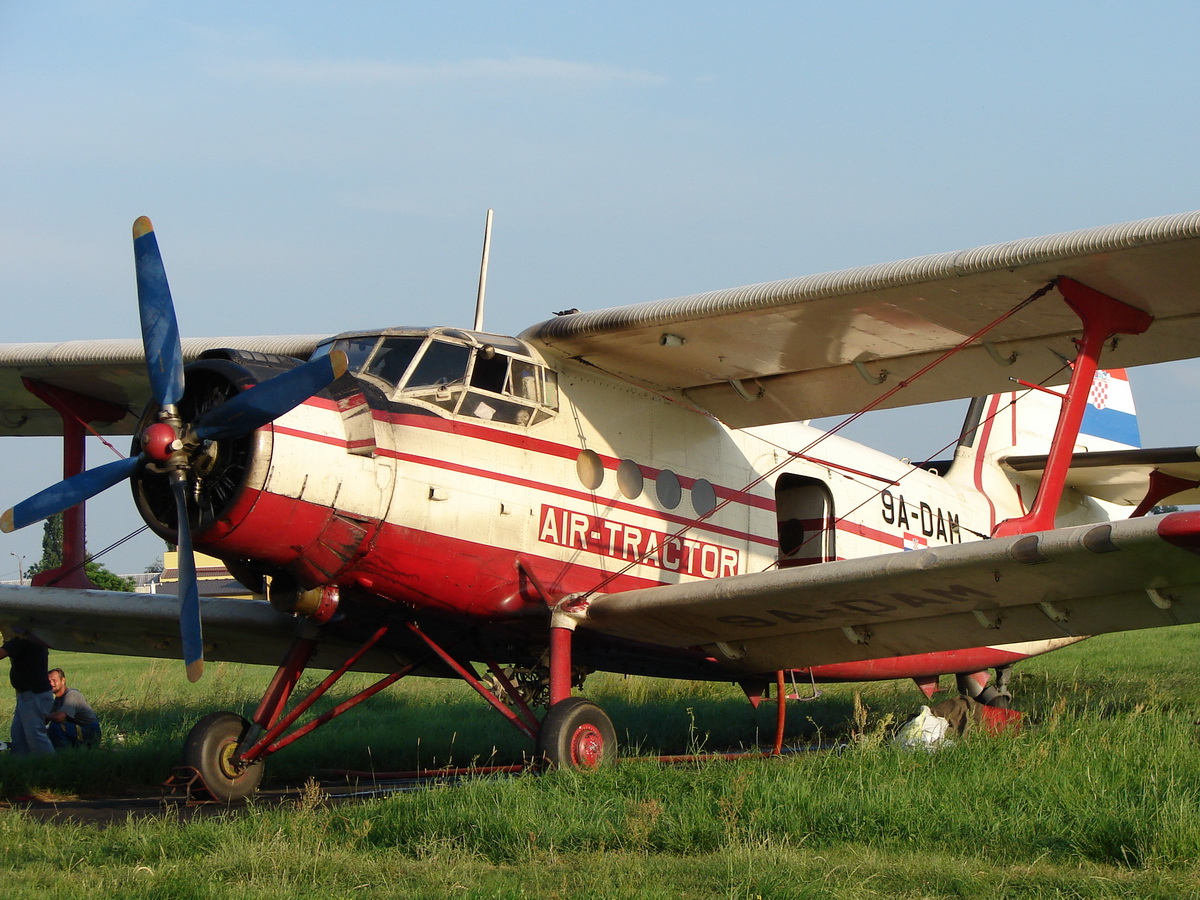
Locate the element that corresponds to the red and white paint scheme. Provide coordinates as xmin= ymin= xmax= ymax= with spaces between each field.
xmin=2 ymin=211 xmax=1200 ymax=799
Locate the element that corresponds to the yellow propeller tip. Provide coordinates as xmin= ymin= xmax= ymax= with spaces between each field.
xmin=132 ymin=216 xmax=155 ymax=240
xmin=330 ymin=349 xmax=349 ymax=379
xmin=0 ymin=509 xmax=14 ymax=534
xmin=186 ymin=659 xmax=204 ymax=683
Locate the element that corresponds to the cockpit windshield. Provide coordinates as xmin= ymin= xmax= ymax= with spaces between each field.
xmin=320 ymin=330 xmax=558 ymax=426
xmin=365 ymin=337 xmax=425 ymax=385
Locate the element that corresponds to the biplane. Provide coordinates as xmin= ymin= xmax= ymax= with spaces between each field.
xmin=0 ymin=211 xmax=1199 ymax=800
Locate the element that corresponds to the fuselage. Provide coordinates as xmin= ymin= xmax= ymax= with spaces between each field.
xmin=149 ymin=326 xmax=1099 ymax=681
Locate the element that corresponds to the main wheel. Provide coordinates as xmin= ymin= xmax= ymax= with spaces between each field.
xmin=538 ymin=697 xmax=618 ymax=769
xmin=183 ymin=712 xmax=265 ymax=802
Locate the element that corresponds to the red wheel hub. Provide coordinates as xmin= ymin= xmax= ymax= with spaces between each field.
xmin=569 ymin=723 xmax=605 ymax=768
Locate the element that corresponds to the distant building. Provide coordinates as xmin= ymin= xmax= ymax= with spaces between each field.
xmin=156 ymin=551 xmax=262 ymax=600
xmin=131 ymin=571 xmax=162 ymax=592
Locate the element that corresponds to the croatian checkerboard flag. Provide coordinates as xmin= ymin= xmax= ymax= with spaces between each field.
xmin=1079 ymin=368 xmax=1140 ymax=449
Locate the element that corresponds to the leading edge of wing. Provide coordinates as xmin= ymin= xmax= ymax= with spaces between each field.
xmin=571 ymin=512 xmax=1200 ymax=674
xmin=0 ymin=335 xmax=326 ymax=436
xmin=524 ymin=210 xmax=1200 ymax=426
xmin=0 ymin=587 xmax=399 ymax=674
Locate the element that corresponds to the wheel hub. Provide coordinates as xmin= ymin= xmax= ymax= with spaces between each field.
xmin=217 ymin=740 xmax=243 ymax=780
xmin=569 ymin=723 xmax=605 ymax=768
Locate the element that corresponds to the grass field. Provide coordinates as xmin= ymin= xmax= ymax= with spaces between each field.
xmin=2 ymin=626 xmax=1200 ymax=898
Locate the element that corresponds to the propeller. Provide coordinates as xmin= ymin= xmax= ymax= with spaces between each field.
xmin=2 ymin=216 xmax=347 ymax=682
xmin=1 ymin=456 xmax=143 ymax=534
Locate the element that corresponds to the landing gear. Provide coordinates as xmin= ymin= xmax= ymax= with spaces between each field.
xmin=956 ymin=664 xmax=1014 ymax=709
xmin=538 ymin=697 xmax=617 ymax=769
xmin=183 ymin=712 xmax=264 ymax=802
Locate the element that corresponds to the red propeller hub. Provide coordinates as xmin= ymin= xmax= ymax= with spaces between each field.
xmin=142 ymin=422 xmax=180 ymax=462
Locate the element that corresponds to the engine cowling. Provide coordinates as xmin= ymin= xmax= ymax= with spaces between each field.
xmin=131 ymin=352 xmax=292 ymax=546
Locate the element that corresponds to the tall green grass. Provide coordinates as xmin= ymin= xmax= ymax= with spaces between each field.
xmin=2 ymin=626 xmax=1200 ymax=897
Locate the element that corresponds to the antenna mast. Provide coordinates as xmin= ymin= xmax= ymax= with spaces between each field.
xmin=473 ymin=208 xmax=493 ymax=332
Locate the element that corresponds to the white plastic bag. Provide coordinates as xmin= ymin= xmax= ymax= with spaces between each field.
xmin=893 ymin=705 xmax=952 ymax=751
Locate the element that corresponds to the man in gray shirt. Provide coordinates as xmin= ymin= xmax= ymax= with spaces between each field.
xmin=46 ymin=668 xmax=100 ymax=749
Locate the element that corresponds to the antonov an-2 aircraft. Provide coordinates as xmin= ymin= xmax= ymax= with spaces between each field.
xmin=1 ymin=211 xmax=1199 ymax=801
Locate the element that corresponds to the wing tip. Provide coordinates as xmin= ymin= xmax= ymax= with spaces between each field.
xmin=0 ymin=508 xmax=15 ymax=534
xmin=132 ymin=216 xmax=155 ymax=240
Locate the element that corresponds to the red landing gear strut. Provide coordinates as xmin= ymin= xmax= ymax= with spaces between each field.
xmin=548 ymin=605 xmax=793 ymax=767
xmin=175 ymin=607 xmax=794 ymax=802
xmin=175 ymin=619 xmax=559 ymax=802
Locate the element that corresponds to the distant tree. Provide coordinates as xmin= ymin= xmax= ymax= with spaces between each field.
xmin=84 ymin=564 xmax=136 ymax=592
xmin=1152 ymin=504 xmax=1181 ymax=515
xmin=145 ymin=557 xmax=164 ymax=575
xmin=25 ymin=513 xmax=135 ymax=592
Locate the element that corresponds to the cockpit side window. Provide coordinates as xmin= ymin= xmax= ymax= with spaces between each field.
xmin=452 ymin=348 xmax=560 ymax=425
xmin=469 ymin=350 xmax=509 ymax=394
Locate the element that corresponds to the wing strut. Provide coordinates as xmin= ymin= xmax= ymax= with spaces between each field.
xmin=994 ymin=277 xmax=1152 ymax=537
xmin=18 ymin=380 xmax=126 ymax=589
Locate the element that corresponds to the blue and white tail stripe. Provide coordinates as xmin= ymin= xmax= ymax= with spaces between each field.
xmin=1080 ymin=368 xmax=1140 ymax=449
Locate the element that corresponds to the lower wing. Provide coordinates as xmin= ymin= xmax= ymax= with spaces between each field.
xmin=0 ymin=588 xmax=421 ymax=675
xmin=572 ymin=511 xmax=1200 ymax=673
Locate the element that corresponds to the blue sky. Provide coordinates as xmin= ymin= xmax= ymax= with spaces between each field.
xmin=2 ymin=2 xmax=1198 ymax=574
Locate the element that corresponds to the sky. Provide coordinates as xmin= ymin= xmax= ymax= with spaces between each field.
xmin=1 ymin=1 xmax=1199 ymax=576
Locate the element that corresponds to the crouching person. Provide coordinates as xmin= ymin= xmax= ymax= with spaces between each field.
xmin=46 ymin=668 xmax=101 ymax=749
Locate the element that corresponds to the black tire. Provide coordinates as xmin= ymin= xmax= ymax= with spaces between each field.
xmin=183 ymin=712 xmax=264 ymax=802
xmin=538 ymin=697 xmax=618 ymax=770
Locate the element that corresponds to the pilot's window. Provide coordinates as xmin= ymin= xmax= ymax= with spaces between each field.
xmin=406 ymin=341 xmax=472 ymax=390
xmin=365 ymin=337 xmax=423 ymax=386
xmin=469 ymin=350 xmax=509 ymax=394
xmin=543 ymin=370 xmax=559 ymax=410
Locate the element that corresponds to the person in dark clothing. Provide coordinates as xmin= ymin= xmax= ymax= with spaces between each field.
xmin=0 ymin=628 xmax=54 ymax=755
xmin=46 ymin=667 xmax=101 ymax=748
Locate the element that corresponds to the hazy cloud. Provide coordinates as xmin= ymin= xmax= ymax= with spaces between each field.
xmin=216 ymin=55 xmax=664 ymax=87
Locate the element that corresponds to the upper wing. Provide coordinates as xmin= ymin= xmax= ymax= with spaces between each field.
xmin=569 ymin=512 xmax=1200 ymax=674
xmin=0 ymin=335 xmax=326 ymax=436
xmin=1004 ymin=446 xmax=1200 ymax=507
xmin=0 ymin=586 xmax=431 ymax=675
xmin=524 ymin=211 xmax=1200 ymax=427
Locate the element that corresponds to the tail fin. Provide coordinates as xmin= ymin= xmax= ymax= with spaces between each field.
xmin=950 ymin=367 xmax=1140 ymax=467
xmin=1078 ymin=368 xmax=1140 ymax=451
xmin=943 ymin=368 xmax=1140 ymax=522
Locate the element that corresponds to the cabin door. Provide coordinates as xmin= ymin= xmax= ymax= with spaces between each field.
xmin=775 ymin=474 xmax=834 ymax=567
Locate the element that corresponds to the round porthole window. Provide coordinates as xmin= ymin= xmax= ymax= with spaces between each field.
xmin=656 ymin=469 xmax=681 ymax=509
xmin=576 ymin=449 xmax=604 ymax=490
xmin=692 ymin=478 xmax=717 ymax=516
xmin=617 ymin=459 xmax=644 ymax=499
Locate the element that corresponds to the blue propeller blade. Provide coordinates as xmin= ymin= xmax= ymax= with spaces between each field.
xmin=133 ymin=217 xmax=185 ymax=409
xmin=0 ymin=456 xmax=143 ymax=534
xmin=192 ymin=350 xmax=348 ymax=443
xmin=171 ymin=477 xmax=204 ymax=683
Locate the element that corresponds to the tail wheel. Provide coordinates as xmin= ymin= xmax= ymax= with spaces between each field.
xmin=183 ymin=712 xmax=265 ymax=802
xmin=538 ymin=697 xmax=617 ymax=769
